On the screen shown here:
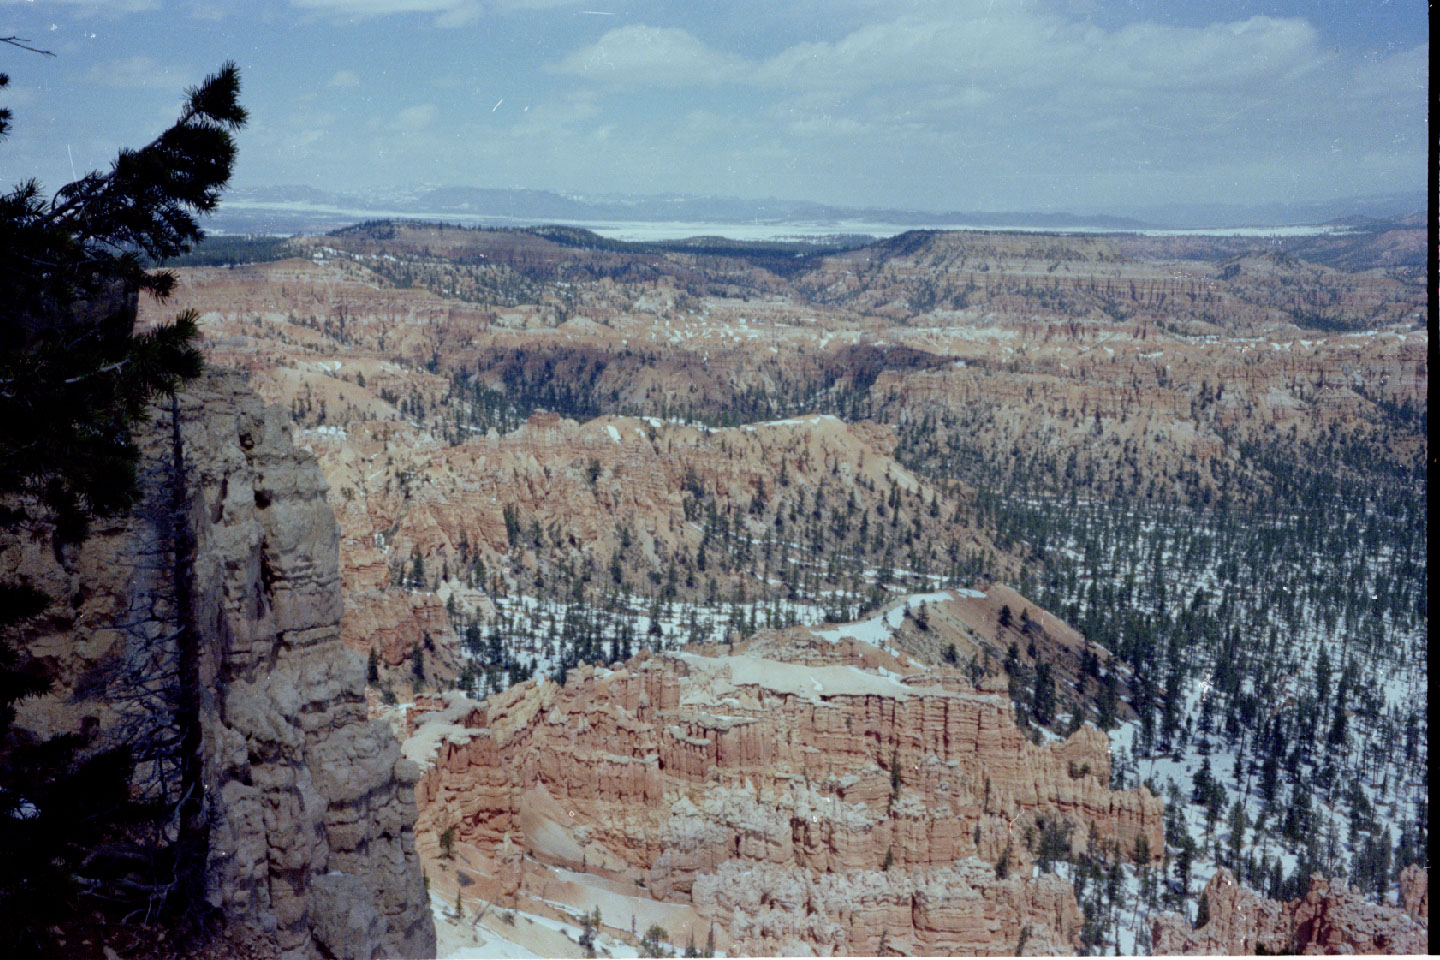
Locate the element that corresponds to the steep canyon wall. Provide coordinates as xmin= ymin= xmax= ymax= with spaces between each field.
xmin=5 ymin=370 xmax=434 ymax=959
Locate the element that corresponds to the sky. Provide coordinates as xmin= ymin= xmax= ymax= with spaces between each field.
xmin=0 ymin=0 xmax=1429 ymax=216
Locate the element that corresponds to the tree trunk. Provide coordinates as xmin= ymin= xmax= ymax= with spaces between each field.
xmin=169 ymin=391 xmax=208 ymax=907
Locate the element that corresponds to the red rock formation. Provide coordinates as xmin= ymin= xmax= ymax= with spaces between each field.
xmin=413 ymin=639 xmax=1162 ymax=954
xmin=1152 ymin=867 xmax=1429 ymax=955
xmin=137 ymin=235 xmax=1426 ymax=692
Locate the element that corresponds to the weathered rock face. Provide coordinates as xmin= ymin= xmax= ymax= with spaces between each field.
xmin=1150 ymin=868 xmax=1292 ymax=954
xmin=148 ymin=233 xmax=1427 ymax=691
xmin=279 ymin=399 xmax=1003 ymax=685
xmin=693 ymin=859 xmax=1083 ymax=957
xmin=313 ymin=408 xmax=996 ymax=581
xmin=1152 ymin=867 xmax=1429 ymax=955
xmin=1400 ymin=863 xmax=1428 ymax=921
xmin=413 ymin=627 xmax=1162 ymax=955
xmin=5 ymin=370 xmax=434 ymax=959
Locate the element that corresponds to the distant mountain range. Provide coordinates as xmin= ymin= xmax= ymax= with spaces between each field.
xmin=210 ymin=184 xmax=1425 ymax=238
xmin=1111 ymin=194 xmax=1428 ymax=231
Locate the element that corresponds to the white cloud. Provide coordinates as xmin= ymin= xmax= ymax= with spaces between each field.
xmin=552 ymin=25 xmax=748 ymax=87
xmin=292 ymin=0 xmax=469 ymax=14
xmin=754 ymin=5 xmax=1055 ymax=93
xmin=328 ymin=69 xmax=361 ymax=88
xmin=1094 ymin=16 xmax=1323 ymax=90
xmin=547 ymin=5 xmax=1338 ymax=122
xmin=290 ymin=0 xmax=585 ymax=24
xmin=87 ymin=55 xmax=181 ymax=89
xmin=522 ymin=4 xmax=1423 ymax=210
xmin=510 ymin=92 xmax=600 ymax=136
xmin=571 ymin=7 xmax=1390 ymax=167
xmin=1348 ymin=42 xmax=1428 ymax=98
xmin=0 ymin=0 xmax=159 ymax=11
xmin=187 ymin=2 xmax=229 ymax=19
xmin=394 ymin=103 xmax=438 ymax=130
xmin=785 ymin=113 xmax=871 ymax=139
xmin=749 ymin=6 xmax=1327 ymax=100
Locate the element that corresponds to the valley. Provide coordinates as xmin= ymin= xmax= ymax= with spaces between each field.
xmin=143 ymin=218 xmax=1427 ymax=955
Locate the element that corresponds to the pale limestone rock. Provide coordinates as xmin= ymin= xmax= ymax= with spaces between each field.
xmin=1400 ymin=864 xmax=1427 ymax=921
xmin=309 ymin=872 xmax=383 ymax=959
xmin=5 ymin=369 xmax=434 ymax=959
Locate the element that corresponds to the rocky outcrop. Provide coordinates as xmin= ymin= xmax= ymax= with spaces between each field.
xmin=1150 ymin=868 xmax=1292 ymax=954
xmin=413 ymin=637 xmax=1162 ymax=954
xmin=1152 ymin=867 xmax=1429 ymax=955
xmin=5 ymin=370 xmax=434 ymax=959
xmin=1400 ymin=864 xmax=1428 ymax=921
xmin=694 ymin=859 xmax=1082 ymax=956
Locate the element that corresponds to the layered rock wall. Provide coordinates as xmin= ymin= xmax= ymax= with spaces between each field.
xmin=6 ymin=370 xmax=435 ymax=959
xmin=415 ymin=650 xmax=1162 ymax=954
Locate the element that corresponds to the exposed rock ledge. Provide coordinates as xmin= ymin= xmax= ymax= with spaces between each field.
xmin=1151 ymin=866 xmax=1428 ymax=955
xmin=6 ymin=369 xmax=435 ymax=959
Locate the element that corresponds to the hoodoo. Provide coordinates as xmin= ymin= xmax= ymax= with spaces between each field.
xmin=412 ymin=608 xmax=1163 ymax=956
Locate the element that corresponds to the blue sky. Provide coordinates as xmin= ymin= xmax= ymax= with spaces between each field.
xmin=0 ymin=0 xmax=1428 ymax=214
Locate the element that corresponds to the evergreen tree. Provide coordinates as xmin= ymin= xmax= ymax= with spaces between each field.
xmin=1327 ymin=699 xmax=1348 ymax=746
xmin=1174 ymin=835 xmax=1196 ymax=907
xmin=1192 ymin=755 xmax=1214 ymax=804
xmin=1032 ymin=659 xmax=1056 ymax=725
xmin=1096 ymin=674 xmax=1118 ymax=731
xmin=1 ymin=60 xmax=246 ymax=957
xmin=1134 ymin=832 xmax=1151 ymax=866
xmin=1227 ymin=800 xmax=1249 ymax=866
xmin=1260 ymin=752 xmax=1280 ymax=805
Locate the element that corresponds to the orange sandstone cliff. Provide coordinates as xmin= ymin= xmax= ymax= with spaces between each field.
xmin=411 ymin=616 xmax=1163 ymax=956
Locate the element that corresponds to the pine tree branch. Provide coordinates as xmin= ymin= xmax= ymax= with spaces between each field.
xmin=1 ymin=36 xmax=56 ymax=56
xmin=62 ymin=358 xmax=130 ymax=384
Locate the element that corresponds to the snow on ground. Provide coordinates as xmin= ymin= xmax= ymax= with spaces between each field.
xmin=431 ymin=857 xmax=717 ymax=960
xmin=402 ymin=690 xmax=485 ymax=769
xmin=810 ymin=590 xmax=957 ymax=657
xmin=1104 ymin=649 xmax=1424 ymax=953
xmin=677 ymin=651 xmax=919 ymax=701
xmin=433 ymin=893 xmax=545 ymax=960
xmin=741 ymin=414 xmax=843 ymax=431
xmin=470 ymin=589 xmax=837 ymax=683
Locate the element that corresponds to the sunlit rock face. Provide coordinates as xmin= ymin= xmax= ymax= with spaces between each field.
xmin=413 ymin=610 xmax=1163 ymax=956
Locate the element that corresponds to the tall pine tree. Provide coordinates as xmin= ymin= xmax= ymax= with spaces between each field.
xmin=1 ymin=58 xmax=245 ymax=956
